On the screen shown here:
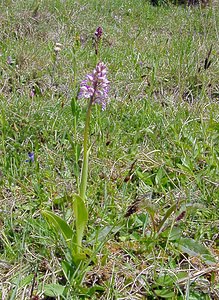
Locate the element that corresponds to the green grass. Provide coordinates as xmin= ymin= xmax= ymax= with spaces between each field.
xmin=0 ymin=0 xmax=219 ymax=299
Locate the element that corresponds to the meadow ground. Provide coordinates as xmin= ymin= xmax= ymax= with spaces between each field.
xmin=0 ymin=0 xmax=219 ymax=299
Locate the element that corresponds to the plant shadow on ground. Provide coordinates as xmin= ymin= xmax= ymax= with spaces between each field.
xmin=0 ymin=0 xmax=219 ymax=299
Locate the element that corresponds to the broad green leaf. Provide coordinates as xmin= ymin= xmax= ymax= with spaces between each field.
xmin=71 ymin=96 xmax=80 ymax=118
xmin=176 ymin=271 xmax=188 ymax=280
xmin=187 ymin=291 xmax=210 ymax=300
xmin=73 ymin=194 xmax=88 ymax=252
xmin=72 ymin=252 xmax=87 ymax=265
xmin=136 ymin=170 xmax=153 ymax=185
xmin=161 ymin=227 xmax=182 ymax=241
xmin=44 ymin=283 xmax=65 ymax=297
xmin=202 ymin=254 xmax=217 ymax=265
xmin=53 ymin=194 xmax=72 ymax=206
xmin=89 ymin=225 xmax=122 ymax=244
xmin=11 ymin=274 xmax=34 ymax=288
xmin=155 ymin=167 xmax=165 ymax=185
xmin=154 ymin=289 xmax=175 ymax=298
xmin=181 ymin=157 xmax=192 ymax=170
xmin=156 ymin=274 xmax=174 ymax=286
xmin=178 ymin=237 xmax=210 ymax=255
xmin=95 ymin=225 xmax=114 ymax=242
xmin=177 ymin=238 xmax=216 ymax=264
xmin=61 ymin=260 xmax=74 ymax=281
xmin=157 ymin=202 xmax=178 ymax=233
xmin=79 ymin=285 xmax=105 ymax=297
xmin=42 ymin=210 xmax=73 ymax=243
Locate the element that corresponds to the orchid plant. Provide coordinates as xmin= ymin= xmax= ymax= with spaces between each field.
xmin=94 ymin=26 xmax=103 ymax=57
xmin=42 ymin=62 xmax=109 ymax=265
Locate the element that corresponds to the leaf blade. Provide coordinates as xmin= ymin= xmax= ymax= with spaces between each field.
xmin=42 ymin=210 xmax=73 ymax=243
xmin=73 ymin=194 xmax=88 ymax=253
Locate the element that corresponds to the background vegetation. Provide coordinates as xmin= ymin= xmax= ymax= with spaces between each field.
xmin=0 ymin=0 xmax=219 ymax=299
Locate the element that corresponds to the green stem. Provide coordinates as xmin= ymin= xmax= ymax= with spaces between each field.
xmin=149 ymin=213 xmax=157 ymax=236
xmin=157 ymin=200 xmax=183 ymax=235
xmin=0 ymin=108 xmax=6 ymax=169
xmin=79 ymin=99 xmax=92 ymax=200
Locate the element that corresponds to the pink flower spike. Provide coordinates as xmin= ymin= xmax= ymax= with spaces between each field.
xmin=30 ymin=89 xmax=35 ymax=97
xmin=95 ymin=27 xmax=103 ymax=39
xmin=79 ymin=62 xmax=110 ymax=110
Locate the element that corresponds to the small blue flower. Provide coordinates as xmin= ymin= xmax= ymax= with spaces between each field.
xmin=26 ymin=152 xmax=34 ymax=162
